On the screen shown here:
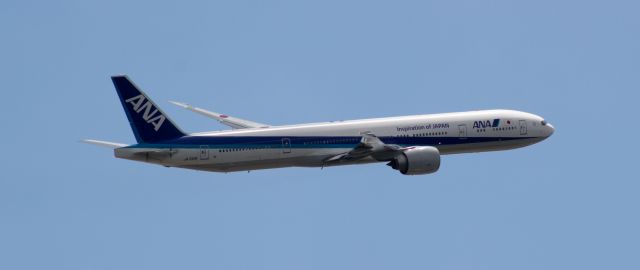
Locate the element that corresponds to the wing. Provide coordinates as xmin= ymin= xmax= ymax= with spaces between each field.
xmin=169 ymin=101 xmax=269 ymax=129
xmin=324 ymin=133 xmax=408 ymax=163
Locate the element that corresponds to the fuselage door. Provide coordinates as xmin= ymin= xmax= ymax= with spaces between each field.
xmin=519 ymin=120 xmax=527 ymax=135
xmin=199 ymin=145 xmax=209 ymax=160
xmin=282 ymin=138 xmax=291 ymax=154
xmin=458 ymin=124 xmax=467 ymax=139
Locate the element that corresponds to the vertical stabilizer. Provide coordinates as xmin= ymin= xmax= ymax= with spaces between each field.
xmin=111 ymin=75 xmax=185 ymax=143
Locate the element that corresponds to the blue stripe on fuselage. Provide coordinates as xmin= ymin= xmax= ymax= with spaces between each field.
xmin=124 ymin=136 xmax=532 ymax=149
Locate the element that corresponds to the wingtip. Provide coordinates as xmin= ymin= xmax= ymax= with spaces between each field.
xmin=169 ymin=100 xmax=191 ymax=108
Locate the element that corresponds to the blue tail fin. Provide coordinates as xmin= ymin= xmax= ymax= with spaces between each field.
xmin=111 ymin=75 xmax=185 ymax=143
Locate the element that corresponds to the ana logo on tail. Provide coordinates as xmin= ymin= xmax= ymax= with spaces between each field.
xmin=125 ymin=94 xmax=166 ymax=131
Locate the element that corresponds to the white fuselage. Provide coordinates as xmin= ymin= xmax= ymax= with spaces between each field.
xmin=114 ymin=109 xmax=555 ymax=172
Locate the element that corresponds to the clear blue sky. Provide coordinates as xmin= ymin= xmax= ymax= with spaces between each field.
xmin=1 ymin=1 xmax=638 ymax=269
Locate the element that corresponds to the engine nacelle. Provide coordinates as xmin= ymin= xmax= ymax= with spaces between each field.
xmin=387 ymin=146 xmax=441 ymax=175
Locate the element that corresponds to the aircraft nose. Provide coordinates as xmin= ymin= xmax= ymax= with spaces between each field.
xmin=545 ymin=123 xmax=555 ymax=137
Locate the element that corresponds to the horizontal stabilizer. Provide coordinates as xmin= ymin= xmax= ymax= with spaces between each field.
xmin=82 ymin=139 xmax=128 ymax=149
xmin=169 ymin=101 xmax=269 ymax=129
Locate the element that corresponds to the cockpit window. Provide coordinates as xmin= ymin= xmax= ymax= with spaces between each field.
xmin=541 ymin=120 xmax=547 ymax=126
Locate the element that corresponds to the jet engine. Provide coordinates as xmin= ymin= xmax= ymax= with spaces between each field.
xmin=387 ymin=146 xmax=441 ymax=175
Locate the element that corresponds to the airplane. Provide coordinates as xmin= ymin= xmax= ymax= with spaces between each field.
xmin=84 ymin=75 xmax=555 ymax=175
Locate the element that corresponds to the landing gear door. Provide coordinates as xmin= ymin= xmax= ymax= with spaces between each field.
xmin=519 ymin=120 xmax=527 ymax=135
